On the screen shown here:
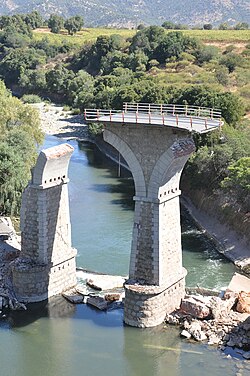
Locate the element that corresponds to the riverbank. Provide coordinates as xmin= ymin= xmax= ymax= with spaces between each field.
xmin=33 ymin=102 xmax=249 ymax=271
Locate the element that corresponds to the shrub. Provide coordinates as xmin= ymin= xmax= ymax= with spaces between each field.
xmin=21 ymin=94 xmax=42 ymax=103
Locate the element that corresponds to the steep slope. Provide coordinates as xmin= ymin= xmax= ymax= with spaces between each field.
xmin=0 ymin=0 xmax=249 ymax=27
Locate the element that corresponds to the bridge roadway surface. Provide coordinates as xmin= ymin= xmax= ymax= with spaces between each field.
xmin=85 ymin=111 xmax=222 ymax=134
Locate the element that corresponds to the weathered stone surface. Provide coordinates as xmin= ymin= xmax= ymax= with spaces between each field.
xmin=187 ymin=321 xmax=207 ymax=341
xmin=210 ymin=296 xmax=237 ymax=320
xmin=226 ymin=273 xmax=250 ymax=296
xmin=236 ymin=292 xmax=250 ymax=314
xmin=243 ymin=351 xmax=250 ymax=360
xmin=180 ymin=296 xmax=210 ymax=318
xmin=87 ymin=296 xmax=108 ymax=310
xmin=180 ymin=330 xmax=191 ymax=339
xmin=86 ymin=275 xmax=126 ymax=291
xmin=105 ymin=293 xmax=122 ymax=302
xmin=12 ymin=144 xmax=77 ymax=302
xmin=62 ymin=289 xmax=84 ymax=304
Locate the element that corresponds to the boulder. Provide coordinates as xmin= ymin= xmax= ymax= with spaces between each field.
xmin=86 ymin=275 xmax=126 ymax=291
xmin=225 ymin=273 xmax=250 ymax=297
xmin=209 ymin=296 xmax=237 ymax=320
xmin=180 ymin=296 xmax=210 ymax=319
xmin=104 ymin=293 xmax=122 ymax=302
xmin=87 ymin=296 xmax=108 ymax=310
xmin=180 ymin=330 xmax=191 ymax=339
xmin=188 ymin=321 xmax=207 ymax=341
xmin=236 ymin=291 xmax=250 ymax=314
xmin=62 ymin=289 xmax=84 ymax=304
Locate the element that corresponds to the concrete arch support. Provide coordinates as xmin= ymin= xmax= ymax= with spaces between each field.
xmin=104 ymin=129 xmax=146 ymax=197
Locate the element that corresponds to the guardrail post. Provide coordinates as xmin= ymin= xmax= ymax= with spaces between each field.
xmin=122 ymin=110 xmax=125 ymax=123
xmin=162 ymin=113 xmax=165 ymax=125
xmin=176 ymin=114 xmax=179 ymax=126
xmin=160 ymin=104 xmax=163 ymax=114
xmin=190 ymin=117 xmax=193 ymax=130
xmin=109 ymin=110 xmax=112 ymax=122
xmin=205 ymin=118 xmax=208 ymax=130
xmin=172 ymin=105 xmax=175 ymax=116
xmin=124 ymin=102 xmax=128 ymax=113
xmin=185 ymin=105 xmax=188 ymax=116
xmin=84 ymin=109 xmax=87 ymax=120
xmin=148 ymin=112 xmax=151 ymax=124
xmin=136 ymin=111 xmax=138 ymax=124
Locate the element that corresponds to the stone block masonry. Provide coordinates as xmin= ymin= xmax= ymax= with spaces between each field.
xmin=104 ymin=123 xmax=196 ymax=327
xmin=12 ymin=144 xmax=77 ymax=302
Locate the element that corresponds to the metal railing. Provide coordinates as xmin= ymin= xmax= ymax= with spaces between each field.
xmin=83 ymin=102 xmax=223 ymax=132
xmin=123 ymin=102 xmax=222 ymax=120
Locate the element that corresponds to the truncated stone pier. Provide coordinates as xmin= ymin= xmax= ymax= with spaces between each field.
xmin=12 ymin=144 xmax=77 ymax=302
xmin=85 ymin=103 xmax=222 ymax=327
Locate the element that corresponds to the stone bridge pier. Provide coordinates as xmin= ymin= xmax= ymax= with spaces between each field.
xmin=12 ymin=144 xmax=77 ymax=302
xmin=104 ymin=124 xmax=196 ymax=327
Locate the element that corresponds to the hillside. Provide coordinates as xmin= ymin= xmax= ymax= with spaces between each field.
xmin=0 ymin=0 xmax=250 ymax=27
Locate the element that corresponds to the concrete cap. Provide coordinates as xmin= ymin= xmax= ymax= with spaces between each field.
xmin=32 ymin=144 xmax=74 ymax=188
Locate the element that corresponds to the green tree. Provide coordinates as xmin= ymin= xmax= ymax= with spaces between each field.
xmin=234 ymin=22 xmax=249 ymax=30
xmin=203 ymin=23 xmax=213 ymax=30
xmin=48 ymin=14 xmax=64 ymax=34
xmin=130 ymin=26 xmax=165 ymax=57
xmin=64 ymin=15 xmax=84 ymax=35
xmin=0 ymin=80 xmax=43 ymax=215
xmin=154 ymin=32 xmax=197 ymax=64
xmin=221 ymin=157 xmax=250 ymax=209
xmin=24 ymin=11 xmax=44 ymax=29
xmin=162 ymin=21 xmax=175 ymax=29
xmin=0 ymin=48 xmax=46 ymax=84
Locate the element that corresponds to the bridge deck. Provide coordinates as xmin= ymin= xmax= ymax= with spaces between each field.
xmin=84 ymin=103 xmax=223 ymax=134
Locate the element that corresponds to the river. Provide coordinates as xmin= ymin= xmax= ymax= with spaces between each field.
xmin=1 ymin=135 xmax=249 ymax=376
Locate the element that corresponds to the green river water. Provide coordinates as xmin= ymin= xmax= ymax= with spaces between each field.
xmin=1 ymin=135 xmax=249 ymax=376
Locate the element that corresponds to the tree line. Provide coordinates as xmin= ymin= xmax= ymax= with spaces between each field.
xmin=0 ymin=12 xmax=84 ymax=35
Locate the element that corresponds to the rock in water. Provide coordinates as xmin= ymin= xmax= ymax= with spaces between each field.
xmin=180 ymin=296 xmax=210 ymax=319
xmin=87 ymin=296 xmax=108 ymax=310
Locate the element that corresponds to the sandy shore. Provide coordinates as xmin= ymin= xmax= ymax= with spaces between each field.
xmin=34 ymin=102 xmax=250 ymax=269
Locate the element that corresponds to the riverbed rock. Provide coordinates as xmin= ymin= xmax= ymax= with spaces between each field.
xmin=187 ymin=321 xmax=207 ymax=341
xmin=226 ymin=273 xmax=250 ymax=296
xmin=209 ymin=296 xmax=237 ymax=320
xmin=87 ymin=296 xmax=108 ymax=310
xmin=86 ymin=275 xmax=126 ymax=291
xmin=62 ymin=289 xmax=84 ymax=304
xmin=180 ymin=296 xmax=210 ymax=319
xmin=180 ymin=330 xmax=192 ymax=339
xmin=236 ymin=292 xmax=250 ymax=314
xmin=104 ymin=293 xmax=122 ymax=302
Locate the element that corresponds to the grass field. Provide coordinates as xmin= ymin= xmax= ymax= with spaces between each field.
xmin=33 ymin=27 xmax=135 ymax=47
xmin=33 ymin=27 xmax=250 ymax=48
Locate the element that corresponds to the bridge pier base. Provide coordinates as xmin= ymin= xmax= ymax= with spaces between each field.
xmin=124 ymin=272 xmax=186 ymax=328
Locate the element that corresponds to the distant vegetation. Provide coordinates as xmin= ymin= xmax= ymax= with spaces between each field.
xmin=0 ymin=81 xmax=43 ymax=215
xmin=0 ymin=11 xmax=249 ymax=218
